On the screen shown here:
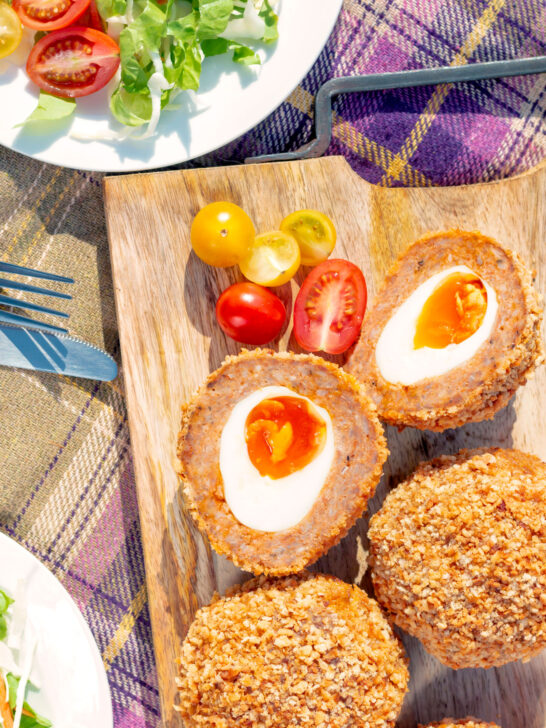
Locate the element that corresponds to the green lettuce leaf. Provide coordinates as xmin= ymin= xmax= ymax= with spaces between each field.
xmin=19 ymin=92 xmax=76 ymax=127
xmin=167 ymin=10 xmax=199 ymax=43
xmin=165 ymin=38 xmax=202 ymax=89
xmin=96 ymin=0 xmax=126 ymax=19
xmin=120 ymin=0 xmax=167 ymax=54
xmin=0 ymin=590 xmax=13 ymax=615
xmin=259 ymin=0 xmax=278 ymax=43
xmin=195 ymin=0 xmax=233 ymax=39
xmin=6 ymin=674 xmax=52 ymax=728
xmin=110 ymin=85 xmax=152 ymax=125
xmin=201 ymin=37 xmax=260 ymax=64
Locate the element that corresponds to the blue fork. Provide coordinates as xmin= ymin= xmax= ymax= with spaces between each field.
xmin=0 ymin=261 xmax=74 ymax=334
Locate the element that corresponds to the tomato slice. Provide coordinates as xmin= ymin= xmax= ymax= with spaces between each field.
xmin=239 ymin=231 xmax=301 ymax=287
xmin=293 ymin=259 xmax=367 ymax=354
xmin=78 ymin=0 xmax=103 ymax=30
xmin=26 ymin=27 xmax=120 ymax=98
xmin=13 ymin=0 xmax=90 ymax=30
xmin=280 ymin=209 xmax=336 ymax=266
xmin=216 ymin=282 xmax=287 ymax=345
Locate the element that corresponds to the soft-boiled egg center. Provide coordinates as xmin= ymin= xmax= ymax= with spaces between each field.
xmin=375 ymin=265 xmax=498 ymax=386
xmin=414 ymin=272 xmax=487 ymax=349
xmin=245 ymin=396 xmax=327 ymax=479
xmin=220 ymin=386 xmax=335 ymax=532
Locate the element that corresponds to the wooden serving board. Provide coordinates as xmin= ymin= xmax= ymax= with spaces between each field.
xmin=103 ymin=157 xmax=546 ymax=728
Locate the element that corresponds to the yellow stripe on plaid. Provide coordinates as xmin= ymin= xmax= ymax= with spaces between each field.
xmin=379 ymin=0 xmax=508 ymax=186
xmin=17 ymin=171 xmax=80 ymax=266
xmin=287 ymin=87 xmax=432 ymax=186
xmin=3 ymin=167 xmax=63 ymax=258
xmin=103 ymin=582 xmax=148 ymax=670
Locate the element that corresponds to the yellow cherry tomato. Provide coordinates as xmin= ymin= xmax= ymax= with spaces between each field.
xmin=239 ymin=231 xmax=301 ymax=287
xmin=191 ymin=201 xmax=255 ymax=268
xmin=0 ymin=3 xmax=22 ymax=60
xmin=280 ymin=209 xmax=336 ymax=266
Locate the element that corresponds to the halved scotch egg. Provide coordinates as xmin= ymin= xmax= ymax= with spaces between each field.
xmin=177 ymin=349 xmax=387 ymax=575
xmin=347 ymin=230 xmax=544 ymax=431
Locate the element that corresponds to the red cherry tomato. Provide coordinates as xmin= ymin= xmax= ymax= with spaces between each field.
xmin=13 ymin=0 xmax=90 ymax=31
xmin=78 ymin=0 xmax=103 ymax=30
xmin=293 ymin=259 xmax=367 ymax=354
xmin=26 ymin=27 xmax=120 ymax=98
xmin=216 ymin=283 xmax=287 ymax=345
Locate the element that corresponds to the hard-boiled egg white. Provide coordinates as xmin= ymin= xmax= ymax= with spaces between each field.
xmin=219 ymin=386 xmax=335 ymax=532
xmin=375 ymin=265 xmax=498 ymax=386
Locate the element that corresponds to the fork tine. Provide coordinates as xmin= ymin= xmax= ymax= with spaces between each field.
xmin=0 ymin=310 xmax=68 ymax=334
xmin=0 ymin=294 xmax=69 ymax=318
xmin=0 ymin=262 xmax=74 ymax=284
xmin=0 ymin=278 xmax=72 ymax=300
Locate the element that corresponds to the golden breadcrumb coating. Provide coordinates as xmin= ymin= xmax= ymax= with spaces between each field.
xmin=347 ymin=230 xmax=544 ymax=431
xmin=419 ymin=720 xmax=501 ymax=728
xmin=176 ymin=573 xmax=409 ymax=728
xmin=369 ymin=448 xmax=546 ymax=669
xmin=177 ymin=349 xmax=387 ymax=575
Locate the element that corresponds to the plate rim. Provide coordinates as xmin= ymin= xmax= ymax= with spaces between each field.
xmin=0 ymin=530 xmax=114 ymax=728
xmin=0 ymin=0 xmax=343 ymax=173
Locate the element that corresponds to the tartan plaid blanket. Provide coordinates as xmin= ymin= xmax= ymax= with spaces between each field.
xmin=0 ymin=0 xmax=544 ymax=726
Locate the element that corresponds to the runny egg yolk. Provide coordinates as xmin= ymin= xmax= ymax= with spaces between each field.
xmin=414 ymin=272 xmax=488 ymax=349
xmin=245 ymin=396 xmax=327 ymax=479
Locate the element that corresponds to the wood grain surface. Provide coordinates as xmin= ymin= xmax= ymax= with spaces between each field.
xmin=103 ymin=156 xmax=546 ymax=728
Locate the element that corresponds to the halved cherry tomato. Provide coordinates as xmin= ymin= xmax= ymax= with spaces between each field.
xmin=280 ymin=209 xmax=336 ymax=266
xmin=216 ymin=282 xmax=286 ymax=345
xmin=79 ymin=0 xmax=103 ymax=30
xmin=239 ymin=231 xmax=301 ymax=287
xmin=191 ymin=202 xmax=255 ymax=268
xmin=13 ymin=0 xmax=90 ymax=31
xmin=293 ymin=259 xmax=367 ymax=354
xmin=0 ymin=3 xmax=23 ymax=59
xmin=26 ymin=27 xmax=120 ymax=98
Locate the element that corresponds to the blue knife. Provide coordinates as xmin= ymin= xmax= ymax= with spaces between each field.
xmin=0 ymin=324 xmax=118 ymax=381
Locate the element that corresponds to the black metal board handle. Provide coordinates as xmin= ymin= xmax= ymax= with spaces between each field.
xmin=246 ymin=55 xmax=546 ymax=164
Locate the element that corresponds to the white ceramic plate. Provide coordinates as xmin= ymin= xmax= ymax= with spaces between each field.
xmin=0 ymin=531 xmax=113 ymax=728
xmin=0 ymin=1 xmax=343 ymax=172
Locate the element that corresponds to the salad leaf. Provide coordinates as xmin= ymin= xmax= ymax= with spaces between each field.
xmin=165 ymin=38 xmax=202 ymax=89
xmin=110 ymin=85 xmax=153 ymax=125
xmin=201 ymin=37 xmax=260 ymax=64
xmin=106 ymin=0 xmax=279 ymax=129
xmin=19 ymin=92 xmax=76 ymax=127
xmin=196 ymin=0 xmax=233 ymax=39
xmin=0 ymin=590 xmax=13 ymax=615
xmin=259 ymin=0 xmax=278 ymax=43
xmin=7 ymin=674 xmax=52 ymax=728
xmin=96 ymin=0 xmax=127 ymax=20
xmin=167 ymin=11 xmax=199 ymax=44
xmin=121 ymin=0 xmax=166 ymax=52
xmin=0 ymin=589 xmax=13 ymax=641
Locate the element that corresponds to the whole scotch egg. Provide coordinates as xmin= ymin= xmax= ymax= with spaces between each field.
xmin=347 ymin=230 xmax=544 ymax=431
xmin=177 ymin=349 xmax=387 ymax=575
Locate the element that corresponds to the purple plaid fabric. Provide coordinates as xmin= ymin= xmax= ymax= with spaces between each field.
xmin=0 ymin=1 xmax=544 ymax=727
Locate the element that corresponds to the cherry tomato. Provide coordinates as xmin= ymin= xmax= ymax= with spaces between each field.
xmin=239 ymin=230 xmax=301 ymax=287
xmin=78 ymin=0 xmax=103 ymax=30
xmin=0 ymin=3 xmax=23 ymax=59
xmin=191 ymin=202 xmax=255 ymax=268
xmin=280 ymin=209 xmax=336 ymax=266
xmin=293 ymin=259 xmax=367 ymax=354
xmin=216 ymin=282 xmax=286 ymax=345
xmin=26 ymin=27 xmax=119 ymax=98
xmin=14 ymin=0 xmax=90 ymax=31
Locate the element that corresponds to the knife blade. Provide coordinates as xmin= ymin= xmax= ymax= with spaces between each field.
xmin=0 ymin=324 xmax=118 ymax=381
